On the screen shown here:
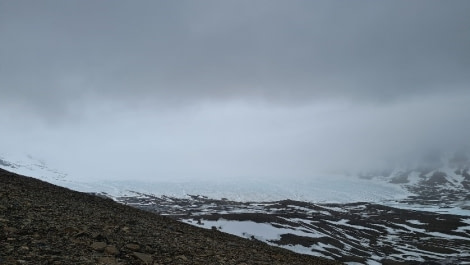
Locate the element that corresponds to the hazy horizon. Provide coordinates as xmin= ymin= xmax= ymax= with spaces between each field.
xmin=1 ymin=1 xmax=469 ymax=182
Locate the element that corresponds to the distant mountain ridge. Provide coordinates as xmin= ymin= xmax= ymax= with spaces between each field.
xmin=0 ymin=154 xmax=67 ymax=182
xmin=1 ymin=152 xmax=469 ymax=264
xmin=360 ymin=150 xmax=470 ymax=210
xmin=1 ymin=150 xmax=469 ymax=208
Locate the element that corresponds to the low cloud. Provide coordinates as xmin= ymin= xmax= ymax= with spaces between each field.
xmin=2 ymin=90 xmax=469 ymax=181
xmin=1 ymin=1 xmax=469 ymax=181
xmin=1 ymin=1 xmax=469 ymax=120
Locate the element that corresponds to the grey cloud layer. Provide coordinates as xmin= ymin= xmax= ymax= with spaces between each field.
xmin=2 ymin=1 xmax=470 ymax=116
xmin=1 ymin=1 xmax=469 ymax=180
xmin=2 ymin=91 xmax=469 ymax=181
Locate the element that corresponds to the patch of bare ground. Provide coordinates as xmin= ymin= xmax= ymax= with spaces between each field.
xmin=0 ymin=168 xmax=340 ymax=265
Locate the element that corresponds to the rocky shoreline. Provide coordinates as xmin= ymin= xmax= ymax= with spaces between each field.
xmin=0 ymin=169 xmax=339 ymax=265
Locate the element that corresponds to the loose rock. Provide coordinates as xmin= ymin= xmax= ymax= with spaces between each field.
xmin=104 ymin=245 xmax=119 ymax=255
xmin=90 ymin=242 xmax=107 ymax=251
xmin=0 ymin=168 xmax=339 ymax=265
xmin=132 ymin=252 xmax=153 ymax=264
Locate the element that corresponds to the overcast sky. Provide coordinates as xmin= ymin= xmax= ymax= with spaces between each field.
xmin=1 ymin=1 xmax=469 ymax=181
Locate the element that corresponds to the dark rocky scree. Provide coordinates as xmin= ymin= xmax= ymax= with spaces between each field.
xmin=0 ymin=169 xmax=339 ymax=265
xmin=396 ymin=168 xmax=470 ymax=209
xmin=360 ymin=150 xmax=470 ymax=209
xmin=116 ymin=194 xmax=470 ymax=264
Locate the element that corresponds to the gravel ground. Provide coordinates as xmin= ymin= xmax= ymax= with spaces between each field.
xmin=0 ymin=168 xmax=340 ymax=265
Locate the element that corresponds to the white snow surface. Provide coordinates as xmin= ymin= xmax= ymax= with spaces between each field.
xmin=2 ymin=152 xmax=470 ymax=264
xmin=1 ymin=151 xmax=469 ymax=217
xmin=0 ymin=152 xmax=411 ymax=203
xmin=183 ymin=218 xmax=323 ymax=241
xmin=86 ymin=177 xmax=411 ymax=204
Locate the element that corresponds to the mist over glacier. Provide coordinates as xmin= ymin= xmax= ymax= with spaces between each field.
xmin=1 ymin=90 xmax=469 ymax=183
xmin=1 ymin=1 xmax=469 ymax=183
xmin=2 ymin=3 xmax=470 ymax=264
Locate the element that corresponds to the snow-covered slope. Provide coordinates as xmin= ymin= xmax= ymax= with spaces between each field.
xmin=0 ymin=152 xmax=410 ymax=204
xmin=114 ymin=193 xmax=470 ymax=264
xmin=360 ymin=150 xmax=470 ymax=212
xmin=2 ymin=151 xmax=470 ymax=264
xmin=1 ymin=150 xmax=469 ymax=211
xmin=0 ymin=153 xmax=68 ymax=185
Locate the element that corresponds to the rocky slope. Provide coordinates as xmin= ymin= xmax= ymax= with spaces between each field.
xmin=361 ymin=150 xmax=470 ymax=210
xmin=115 ymin=193 xmax=470 ymax=264
xmin=0 ymin=168 xmax=338 ymax=265
xmin=2 ymin=151 xmax=470 ymax=264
